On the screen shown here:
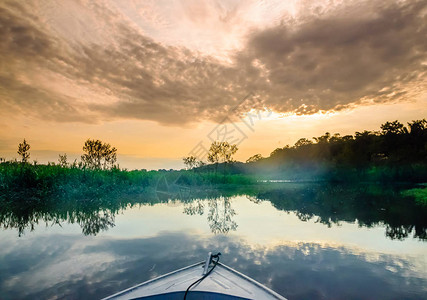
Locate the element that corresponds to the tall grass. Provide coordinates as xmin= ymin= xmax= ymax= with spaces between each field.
xmin=0 ymin=162 xmax=257 ymax=203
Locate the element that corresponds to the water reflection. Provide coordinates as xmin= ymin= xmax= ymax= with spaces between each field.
xmin=0 ymin=193 xmax=127 ymax=236
xmin=1 ymin=183 xmax=427 ymax=300
xmin=0 ymin=183 xmax=426 ymax=240
xmin=184 ymin=197 xmax=237 ymax=234
xmin=255 ymin=183 xmax=427 ymax=240
xmin=0 ymin=232 xmax=425 ymax=300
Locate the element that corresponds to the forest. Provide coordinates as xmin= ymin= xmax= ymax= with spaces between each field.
xmin=240 ymin=119 xmax=427 ymax=182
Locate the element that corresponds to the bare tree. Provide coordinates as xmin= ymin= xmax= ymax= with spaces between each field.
xmin=17 ymin=139 xmax=30 ymax=163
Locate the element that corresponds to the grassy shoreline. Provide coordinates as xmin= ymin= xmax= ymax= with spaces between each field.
xmin=2 ymin=162 xmax=426 ymax=199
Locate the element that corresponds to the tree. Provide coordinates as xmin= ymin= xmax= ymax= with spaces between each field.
xmin=183 ymin=156 xmax=197 ymax=170
xmin=312 ymin=132 xmax=332 ymax=160
xmin=17 ymin=139 xmax=30 ymax=163
xmin=381 ymin=120 xmax=407 ymax=135
xmin=58 ymin=153 xmax=68 ymax=168
xmin=246 ymin=154 xmax=263 ymax=163
xmin=294 ymin=138 xmax=313 ymax=148
xmin=313 ymin=132 xmax=331 ymax=143
xmin=81 ymin=139 xmax=117 ymax=170
xmin=406 ymin=119 xmax=427 ymax=161
xmin=208 ymin=141 xmax=238 ymax=164
xmin=207 ymin=141 xmax=238 ymax=173
xmin=408 ymin=119 xmax=427 ymax=136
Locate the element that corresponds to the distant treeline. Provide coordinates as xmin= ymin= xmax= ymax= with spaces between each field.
xmin=238 ymin=119 xmax=427 ymax=182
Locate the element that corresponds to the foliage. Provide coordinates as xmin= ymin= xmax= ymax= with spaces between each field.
xmin=207 ymin=141 xmax=238 ymax=164
xmin=81 ymin=139 xmax=117 ymax=170
xmin=246 ymin=154 xmax=263 ymax=163
xmin=183 ymin=156 xmax=197 ymax=169
xmin=17 ymin=139 xmax=30 ymax=163
xmin=293 ymin=138 xmax=313 ymax=148
xmin=381 ymin=120 xmax=407 ymax=135
xmin=58 ymin=153 xmax=68 ymax=167
xmin=401 ymin=186 xmax=427 ymax=206
xmin=251 ymin=119 xmax=427 ymax=182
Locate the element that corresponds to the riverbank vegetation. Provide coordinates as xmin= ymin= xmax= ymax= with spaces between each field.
xmin=1 ymin=119 xmax=426 ymax=205
xmin=1 ymin=118 xmax=426 ymax=238
xmin=240 ymin=119 xmax=427 ymax=182
xmin=401 ymin=185 xmax=427 ymax=206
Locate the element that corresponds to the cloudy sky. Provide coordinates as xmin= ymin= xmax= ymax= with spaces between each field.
xmin=0 ymin=0 xmax=426 ymax=169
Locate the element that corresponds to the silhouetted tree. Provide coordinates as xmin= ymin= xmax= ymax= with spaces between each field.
xmin=208 ymin=141 xmax=238 ymax=173
xmin=81 ymin=139 xmax=117 ymax=170
xmin=183 ymin=156 xmax=197 ymax=170
xmin=17 ymin=139 xmax=30 ymax=163
xmin=246 ymin=154 xmax=263 ymax=163
xmin=250 ymin=119 xmax=427 ymax=181
xmin=313 ymin=132 xmax=331 ymax=143
xmin=380 ymin=120 xmax=407 ymax=135
xmin=313 ymin=132 xmax=332 ymax=161
xmin=294 ymin=138 xmax=313 ymax=148
xmin=408 ymin=119 xmax=427 ymax=135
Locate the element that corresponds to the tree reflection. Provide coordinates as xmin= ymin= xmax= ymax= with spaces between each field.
xmin=1 ymin=183 xmax=425 ymax=240
xmin=0 ymin=194 xmax=127 ymax=236
xmin=207 ymin=197 xmax=237 ymax=234
xmin=255 ymin=183 xmax=427 ymax=240
xmin=183 ymin=196 xmax=238 ymax=234
xmin=70 ymin=209 xmax=116 ymax=236
xmin=183 ymin=199 xmax=204 ymax=216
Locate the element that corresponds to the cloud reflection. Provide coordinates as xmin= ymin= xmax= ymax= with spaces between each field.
xmin=0 ymin=232 xmax=425 ymax=300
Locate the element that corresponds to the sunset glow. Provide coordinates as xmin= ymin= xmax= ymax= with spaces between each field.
xmin=1 ymin=0 xmax=426 ymax=169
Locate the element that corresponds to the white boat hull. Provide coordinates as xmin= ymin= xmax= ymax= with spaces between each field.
xmin=102 ymin=259 xmax=286 ymax=300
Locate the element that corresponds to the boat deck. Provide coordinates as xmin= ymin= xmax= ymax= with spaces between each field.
xmin=102 ymin=261 xmax=286 ymax=300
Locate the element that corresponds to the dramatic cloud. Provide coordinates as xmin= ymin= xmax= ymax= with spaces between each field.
xmin=241 ymin=0 xmax=427 ymax=114
xmin=0 ymin=0 xmax=426 ymax=126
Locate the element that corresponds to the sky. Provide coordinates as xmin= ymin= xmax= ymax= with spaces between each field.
xmin=0 ymin=0 xmax=426 ymax=170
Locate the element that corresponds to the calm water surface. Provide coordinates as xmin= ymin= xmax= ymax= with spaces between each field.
xmin=0 ymin=183 xmax=426 ymax=299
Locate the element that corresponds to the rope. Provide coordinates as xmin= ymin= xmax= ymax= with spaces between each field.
xmin=183 ymin=252 xmax=221 ymax=300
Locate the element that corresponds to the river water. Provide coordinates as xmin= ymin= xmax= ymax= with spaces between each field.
xmin=0 ymin=183 xmax=426 ymax=299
